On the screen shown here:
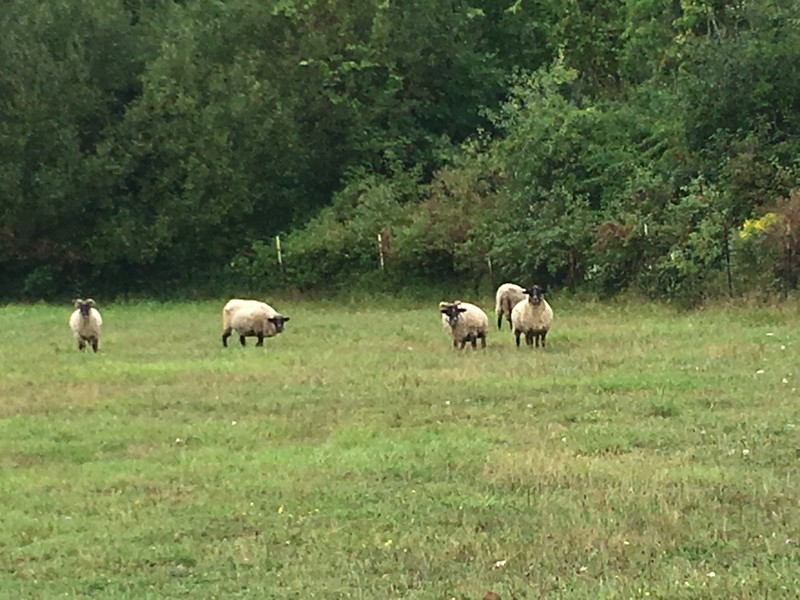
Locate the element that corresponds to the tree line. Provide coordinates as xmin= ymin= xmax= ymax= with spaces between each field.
xmin=2 ymin=0 xmax=799 ymax=302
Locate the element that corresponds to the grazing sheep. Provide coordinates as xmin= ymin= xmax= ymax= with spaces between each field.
xmin=439 ymin=300 xmax=489 ymax=349
xmin=510 ymin=285 xmax=553 ymax=348
xmin=69 ymin=298 xmax=102 ymax=352
xmin=495 ymin=282 xmax=526 ymax=330
xmin=221 ymin=298 xmax=290 ymax=347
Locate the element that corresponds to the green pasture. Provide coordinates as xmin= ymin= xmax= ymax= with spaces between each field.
xmin=0 ymin=298 xmax=798 ymax=598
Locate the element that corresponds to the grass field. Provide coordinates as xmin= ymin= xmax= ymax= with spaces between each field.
xmin=1 ymin=296 xmax=798 ymax=599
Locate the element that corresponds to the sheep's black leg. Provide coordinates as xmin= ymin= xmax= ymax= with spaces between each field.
xmin=78 ymin=340 xmax=86 ymax=351
xmin=222 ymin=328 xmax=232 ymax=347
xmin=497 ymin=315 xmax=502 ymax=329
xmin=480 ymin=334 xmax=486 ymax=349
xmin=507 ymin=318 xmax=513 ymax=331
xmin=239 ymin=335 xmax=246 ymax=346
xmin=526 ymin=331 xmax=534 ymax=347
xmin=514 ymin=331 xmax=521 ymax=348
xmin=91 ymin=337 xmax=99 ymax=353
xmin=459 ymin=339 xmax=467 ymax=350
xmin=452 ymin=339 xmax=458 ymax=349
xmin=541 ymin=331 xmax=547 ymax=348
xmin=471 ymin=337 xmax=477 ymax=349
xmin=256 ymin=333 xmax=264 ymax=347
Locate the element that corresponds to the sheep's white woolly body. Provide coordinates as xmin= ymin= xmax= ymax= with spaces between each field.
xmin=221 ymin=298 xmax=290 ymax=347
xmin=69 ymin=299 xmax=102 ymax=352
xmin=511 ymin=286 xmax=553 ymax=348
xmin=439 ymin=301 xmax=489 ymax=349
xmin=494 ymin=283 xmax=526 ymax=330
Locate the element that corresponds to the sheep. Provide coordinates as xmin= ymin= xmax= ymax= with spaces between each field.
xmin=494 ymin=282 xmax=526 ymax=330
xmin=221 ymin=298 xmax=290 ymax=347
xmin=69 ymin=298 xmax=102 ymax=352
xmin=439 ymin=300 xmax=489 ymax=349
xmin=510 ymin=285 xmax=553 ymax=348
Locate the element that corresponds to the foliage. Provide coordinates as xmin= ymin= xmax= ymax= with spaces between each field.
xmin=733 ymin=190 xmax=800 ymax=296
xmin=2 ymin=0 xmax=800 ymax=301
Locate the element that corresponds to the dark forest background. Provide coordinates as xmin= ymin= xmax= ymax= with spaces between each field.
xmin=2 ymin=0 xmax=800 ymax=302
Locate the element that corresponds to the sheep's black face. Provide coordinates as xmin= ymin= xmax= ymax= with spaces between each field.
xmin=441 ymin=305 xmax=467 ymax=326
xmin=525 ymin=285 xmax=546 ymax=306
xmin=78 ymin=302 xmax=92 ymax=317
xmin=269 ymin=315 xmax=290 ymax=333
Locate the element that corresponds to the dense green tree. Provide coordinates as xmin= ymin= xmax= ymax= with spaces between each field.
xmin=2 ymin=0 xmax=799 ymax=299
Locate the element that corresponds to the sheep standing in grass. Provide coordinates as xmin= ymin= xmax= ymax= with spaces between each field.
xmin=439 ymin=300 xmax=489 ymax=349
xmin=221 ymin=299 xmax=290 ymax=347
xmin=510 ymin=285 xmax=553 ymax=348
xmin=69 ymin=298 xmax=102 ymax=352
xmin=495 ymin=283 xmax=526 ymax=330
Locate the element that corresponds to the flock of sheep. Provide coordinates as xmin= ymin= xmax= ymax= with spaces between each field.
xmin=439 ymin=283 xmax=553 ymax=350
xmin=68 ymin=284 xmax=553 ymax=353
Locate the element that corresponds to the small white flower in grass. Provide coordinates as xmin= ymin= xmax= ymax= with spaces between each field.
xmin=561 ymin=437 xmax=567 ymax=443
xmin=780 ymin=345 xmax=786 ymax=350
xmin=766 ymin=332 xmax=774 ymax=336
xmin=277 ymin=505 xmax=284 ymax=514
xmin=756 ymin=369 xmax=765 ymax=375
xmin=493 ymin=559 xmax=507 ymax=570
xmin=742 ymin=449 xmax=750 ymax=456
xmin=623 ymin=540 xmax=630 ymax=546
xmin=231 ymin=421 xmax=237 ymax=425
xmin=445 ymin=400 xmax=450 ymax=406
xmin=782 ymin=378 xmax=789 ymax=384
xmin=174 ymin=437 xmax=185 ymax=445
xmin=706 ymin=571 xmax=716 ymax=578
xmin=527 ymin=403 xmax=533 ymax=408
xmin=576 ymin=565 xmax=587 ymax=574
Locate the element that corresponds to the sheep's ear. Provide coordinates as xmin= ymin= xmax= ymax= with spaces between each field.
xmin=86 ymin=298 xmax=95 ymax=306
xmin=282 ymin=316 xmax=290 ymax=322
xmin=438 ymin=302 xmax=448 ymax=309
xmin=458 ymin=307 xmax=467 ymax=313
xmin=73 ymin=299 xmax=83 ymax=308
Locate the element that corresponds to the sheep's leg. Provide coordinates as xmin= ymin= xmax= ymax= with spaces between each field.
xmin=507 ymin=317 xmax=513 ymax=331
xmin=452 ymin=338 xmax=459 ymax=349
xmin=90 ymin=337 xmax=99 ymax=353
xmin=514 ymin=331 xmax=521 ymax=348
xmin=239 ymin=335 xmax=247 ymax=346
xmin=221 ymin=328 xmax=232 ymax=347
xmin=525 ymin=331 xmax=534 ymax=347
xmin=541 ymin=331 xmax=547 ymax=348
xmin=497 ymin=314 xmax=503 ymax=329
xmin=77 ymin=339 xmax=86 ymax=351
xmin=470 ymin=336 xmax=477 ymax=349
xmin=480 ymin=334 xmax=487 ymax=349
xmin=256 ymin=333 xmax=264 ymax=347
xmin=459 ymin=338 xmax=467 ymax=350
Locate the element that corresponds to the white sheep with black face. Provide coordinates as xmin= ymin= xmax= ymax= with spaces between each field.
xmin=510 ymin=285 xmax=553 ymax=348
xmin=221 ymin=298 xmax=290 ymax=347
xmin=69 ymin=298 xmax=103 ymax=352
xmin=494 ymin=282 xmax=526 ymax=330
xmin=438 ymin=300 xmax=489 ymax=350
